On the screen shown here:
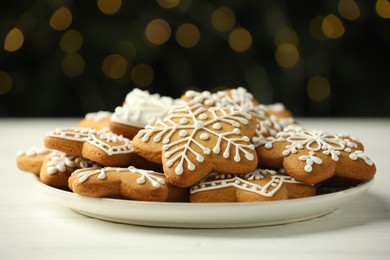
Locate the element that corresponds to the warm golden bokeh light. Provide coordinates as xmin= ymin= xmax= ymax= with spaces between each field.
xmin=338 ymin=0 xmax=361 ymax=20
xmin=4 ymin=28 xmax=24 ymax=52
xmin=156 ymin=0 xmax=181 ymax=9
xmin=49 ymin=7 xmax=72 ymax=31
xmin=376 ymin=0 xmax=390 ymax=18
xmin=322 ymin=14 xmax=345 ymax=39
xmin=145 ymin=19 xmax=171 ymax=45
xmin=0 ymin=71 xmax=12 ymax=95
xmin=211 ymin=7 xmax=236 ymax=32
xmin=176 ymin=23 xmax=200 ymax=48
xmin=275 ymin=27 xmax=299 ymax=46
xmin=102 ymin=54 xmax=128 ymax=80
xmin=228 ymin=28 xmax=253 ymax=53
xmin=309 ymin=16 xmax=327 ymax=41
xmin=62 ymin=53 xmax=85 ymax=77
xmin=97 ymin=0 xmax=122 ymax=15
xmin=307 ymin=76 xmax=331 ymax=102
xmin=275 ymin=43 xmax=299 ymax=68
xmin=131 ymin=63 xmax=154 ymax=87
xmin=60 ymin=29 xmax=83 ymax=53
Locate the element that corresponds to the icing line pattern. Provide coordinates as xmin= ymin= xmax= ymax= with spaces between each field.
xmin=259 ymin=129 xmax=374 ymax=172
xmin=190 ymin=169 xmax=301 ymax=197
xmin=137 ymin=103 xmax=255 ymax=175
xmin=72 ymin=166 xmax=165 ymax=188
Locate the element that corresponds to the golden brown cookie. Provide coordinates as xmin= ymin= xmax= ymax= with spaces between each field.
xmin=16 ymin=147 xmax=51 ymax=175
xmin=44 ymin=128 xmax=132 ymax=167
xmin=69 ymin=166 xmax=189 ymax=202
xmin=132 ymin=102 xmax=258 ymax=188
xmin=16 ymin=148 xmax=100 ymax=189
xmin=181 ymin=87 xmax=296 ymax=149
xmin=79 ymin=111 xmax=112 ymax=131
xmin=190 ymin=169 xmax=315 ymax=202
xmin=256 ymin=129 xmax=376 ymax=184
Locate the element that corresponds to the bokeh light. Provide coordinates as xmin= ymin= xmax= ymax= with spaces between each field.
xmin=322 ymin=14 xmax=345 ymax=39
xmin=275 ymin=43 xmax=299 ymax=68
xmin=338 ymin=0 xmax=360 ymax=20
xmin=102 ymin=54 xmax=128 ymax=80
xmin=62 ymin=54 xmax=85 ymax=77
xmin=17 ymin=12 xmax=36 ymax=33
xmin=4 ymin=28 xmax=24 ymax=52
xmin=131 ymin=63 xmax=154 ymax=87
xmin=49 ymin=7 xmax=72 ymax=31
xmin=376 ymin=0 xmax=390 ymax=19
xmin=156 ymin=0 xmax=181 ymax=9
xmin=176 ymin=23 xmax=200 ymax=48
xmin=145 ymin=19 xmax=171 ymax=45
xmin=307 ymin=76 xmax=331 ymax=102
xmin=60 ymin=29 xmax=83 ymax=53
xmin=211 ymin=7 xmax=236 ymax=32
xmin=97 ymin=0 xmax=122 ymax=15
xmin=228 ymin=27 xmax=252 ymax=52
xmin=0 ymin=71 xmax=12 ymax=95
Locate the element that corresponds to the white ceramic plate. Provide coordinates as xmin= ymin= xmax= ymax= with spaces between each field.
xmin=33 ymin=177 xmax=373 ymax=228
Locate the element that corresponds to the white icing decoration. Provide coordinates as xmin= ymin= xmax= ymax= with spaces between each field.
xmin=180 ymin=118 xmax=189 ymax=125
xmin=17 ymin=147 xmax=48 ymax=157
xmin=212 ymin=123 xmax=221 ymax=130
xmin=137 ymin=103 xmax=255 ymax=176
xmin=45 ymin=128 xmax=98 ymax=142
xmin=46 ymin=151 xmax=99 ymax=175
xmin=200 ymin=133 xmax=209 ymax=140
xmin=85 ymin=132 xmax=133 ymax=155
xmin=184 ymin=88 xmax=295 ymax=148
xmin=261 ymin=129 xmax=374 ymax=172
xmin=73 ymin=166 xmax=165 ymax=188
xmin=179 ymin=130 xmax=188 ymax=137
xmin=190 ymin=169 xmax=302 ymax=197
xmin=112 ymin=88 xmax=177 ymax=128
xmin=85 ymin=111 xmax=112 ymax=123
xmin=45 ymin=128 xmax=133 ymax=156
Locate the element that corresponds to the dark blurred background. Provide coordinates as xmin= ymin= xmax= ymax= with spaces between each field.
xmin=1 ymin=0 xmax=389 ymax=117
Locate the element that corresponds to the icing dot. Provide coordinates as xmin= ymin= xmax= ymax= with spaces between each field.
xmin=212 ymin=123 xmax=221 ymax=130
xmin=199 ymin=113 xmax=208 ymax=120
xmin=180 ymin=118 xmax=189 ymax=125
xmin=200 ymin=133 xmax=209 ymax=140
xmin=194 ymin=121 xmax=204 ymax=130
xmin=179 ymin=130 xmax=188 ymax=137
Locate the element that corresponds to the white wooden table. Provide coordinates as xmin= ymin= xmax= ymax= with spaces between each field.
xmin=1 ymin=118 xmax=389 ymax=260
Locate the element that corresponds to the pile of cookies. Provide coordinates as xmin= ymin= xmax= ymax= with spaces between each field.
xmin=16 ymin=87 xmax=376 ymax=203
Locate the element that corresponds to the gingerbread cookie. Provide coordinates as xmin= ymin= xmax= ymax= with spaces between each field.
xmin=17 ymin=148 xmax=100 ymax=189
xmin=79 ymin=111 xmax=112 ymax=130
xmin=110 ymin=88 xmax=177 ymax=139
xmin=190 ymin=169 xmax=315 ymax=203
xmin=69 ymin=166 xmax=189 ymax=202
xmin=132 ymin=102 xmax=258 ymax=188
xmin=181 ymin=87 xmax=296 ymax=149
xmin=257 ymin=129 xmax=376 ymax=184
xmin=16 ymin=147 xmax=51 ymax=175
xmin=44 ymin=128 xmax=147 ymax=168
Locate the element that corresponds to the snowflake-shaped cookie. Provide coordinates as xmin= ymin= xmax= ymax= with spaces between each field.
xmin=257 ymin=129 xmax=376 ymax=184
xmin=69 ymin=166 xmax=188 ymax=202
xmin=182 ymin=87 xmax=296 ymax=148
xmin=132 ymin=102 xmax=258 ymax=187
xmin=190 ymin=169 xmax=315 ymax=202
